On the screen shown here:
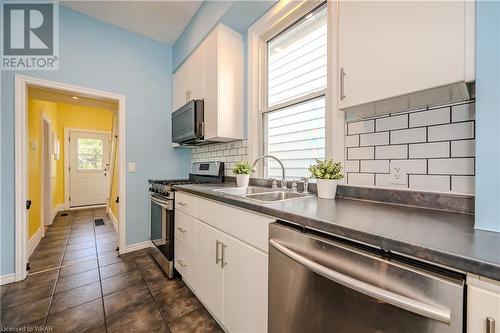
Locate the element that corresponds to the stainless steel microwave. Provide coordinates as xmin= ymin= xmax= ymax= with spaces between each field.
xmin=172 ymin=99 xmax=204 ymax=144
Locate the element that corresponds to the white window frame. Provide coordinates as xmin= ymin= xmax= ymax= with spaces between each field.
xmin=247 ymin=0 xmax=345 ymax=178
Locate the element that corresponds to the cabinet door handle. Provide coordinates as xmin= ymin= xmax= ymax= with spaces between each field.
xmin=177 ymin=201 xmax=187 ymax=206
xmin=340 ymin=67 xmax=346 ymax=100
xmin=486 ymin=317 xmax=495 ymax=333
xmin=216 ymin=240 xmax=222 ymax=264
xmin=176 ymin=227 xmax=186 ymax=233
xmin=176 ymin=259 xmax=187 ymax=268
xmin=221 ymin=243 xmax=228 ymax=268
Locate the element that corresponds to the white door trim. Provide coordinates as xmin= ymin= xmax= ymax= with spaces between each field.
xmin=14 ymin=74 xmax=127 ymax=282
xmin=41 ymin=114 xmax=52 ymax=238
xmin=64 ymin=128 xmax=111 ymax=209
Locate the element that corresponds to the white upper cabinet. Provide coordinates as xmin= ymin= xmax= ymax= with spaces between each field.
xmin=172 ymin=23 xmax=244 ymax=142
xmin=338 ymin=0 xmax=475 ymax=117
xmin=172 ymin=61 xmax=190 ymax=112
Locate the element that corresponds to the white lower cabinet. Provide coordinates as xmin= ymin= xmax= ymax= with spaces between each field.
xmin=222 ymin=234 xmax=268 ymax=333
xmin=193 ymin=220 xmax=224 ymax=321
xmin=174 ymin=193 xmax=273 ymax=332
xmin=467 ymin=275 xmax=500 ymax=333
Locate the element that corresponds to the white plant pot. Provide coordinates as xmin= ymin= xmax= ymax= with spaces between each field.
xmin=236 ymin=174 xmax=250 ymax=188
xmin=316 ymin=179 xmax=338 ymax=199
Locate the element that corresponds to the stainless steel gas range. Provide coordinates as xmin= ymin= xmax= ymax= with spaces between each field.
xmin=148 ymin=162 xmax=224 ymax=278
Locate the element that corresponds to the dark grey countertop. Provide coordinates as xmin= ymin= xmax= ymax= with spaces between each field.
xmin=173 ymin=183 xmax=500 ymax=281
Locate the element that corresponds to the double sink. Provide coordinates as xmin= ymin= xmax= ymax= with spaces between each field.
xmin=213 ymin=186 xmax=313 ymax=203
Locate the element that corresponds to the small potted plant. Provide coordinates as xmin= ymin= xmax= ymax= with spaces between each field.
xmin=309 ymin=159 xmax=344 ymax=199
xmin=232 ymin=160 xmax=254 ymax=187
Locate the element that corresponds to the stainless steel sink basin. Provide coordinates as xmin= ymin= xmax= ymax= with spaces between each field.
xmin=213 ymin=186 xmax=273 ymax=196
xmin=244 ymin=191 xmax=311 ymax=202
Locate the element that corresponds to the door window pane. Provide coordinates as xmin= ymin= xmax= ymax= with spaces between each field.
xmin=77 ymin=138 xmax=104 ymax=170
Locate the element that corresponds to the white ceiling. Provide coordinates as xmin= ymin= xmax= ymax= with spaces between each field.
xmin=61 ymin=1 xmax=203 ymax=43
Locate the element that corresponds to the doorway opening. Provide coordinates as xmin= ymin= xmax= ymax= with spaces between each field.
xmin=15 ymin=75 xmax=126 ymax=282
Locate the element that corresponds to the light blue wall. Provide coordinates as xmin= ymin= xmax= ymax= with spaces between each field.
xmin=1 ymin=7 xmax=191 ymax=275
xmin=475 ymin=1 xmax=500 ymax=232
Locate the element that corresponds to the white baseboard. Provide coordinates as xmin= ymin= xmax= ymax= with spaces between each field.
xmin=122 ymin=240 xmax=152 ymax=254
xmin=107 ymin=207 xmax=119 ymax=233
xmin=50 ymin=203 xmax=65 ymax=225
xmin=27 ymin=227 xmax=43 ymax=258
xmin=0 ymin=273 xmax=16 ymax=286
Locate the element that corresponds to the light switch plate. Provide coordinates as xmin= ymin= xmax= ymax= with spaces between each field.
xmin=128 ymin=162 xmax=136 ymax=173
xmin=390 ymin=160 xmax=407 ymax=185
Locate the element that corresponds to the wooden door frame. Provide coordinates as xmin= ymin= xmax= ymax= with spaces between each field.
xmin=64 ymin=128 xmax=111 ymax=210
xmin=15 ymin=75 xmax=127 ymax=282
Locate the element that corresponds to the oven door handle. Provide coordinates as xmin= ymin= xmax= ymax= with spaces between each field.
xmin=269 ymin=239 xmax=452 ymax=324
xmin=150 ymin=195 xmax=172 ymax=210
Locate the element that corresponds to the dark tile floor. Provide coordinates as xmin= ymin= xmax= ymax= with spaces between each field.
xmin=0 ymin=208 xmax=223 ymax=333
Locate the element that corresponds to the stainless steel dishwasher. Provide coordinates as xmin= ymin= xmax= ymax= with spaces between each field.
xmin=269 ymin=223 xmax=465 ymax=333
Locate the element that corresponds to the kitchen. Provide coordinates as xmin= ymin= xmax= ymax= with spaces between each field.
xmin=1 ymin=0 xmax=500 ymax=332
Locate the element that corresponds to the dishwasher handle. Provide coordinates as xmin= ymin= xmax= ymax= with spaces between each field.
xmin=269 ymin=239 xmax=452 ymax=325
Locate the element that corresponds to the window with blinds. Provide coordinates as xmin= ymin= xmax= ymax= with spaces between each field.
xmin=263 ymin=3 xmax=327 ymax=180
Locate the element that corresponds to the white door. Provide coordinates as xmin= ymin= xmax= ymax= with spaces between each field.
xmin=223 ymin=234 xmax=268 ymax=333
xmin=69 ymin=131 xmax=110 ymax=207
xmin=194 ymin=220 xmax=224 ymax=322
xmin=189 ymin=43 xmax=205 ymax=100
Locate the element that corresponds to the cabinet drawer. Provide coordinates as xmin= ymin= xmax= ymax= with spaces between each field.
xmin=197 ymin=197 xmax=275 ymax=252
xmin=175 ymin=240 xmax=195 ymax=286
xmin=175 ymin=209 xmax=196 ymax=252
xmin=175 ymin=192 xmax=197 ymax=217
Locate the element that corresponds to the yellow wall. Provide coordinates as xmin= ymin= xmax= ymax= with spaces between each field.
xmin=28 ymin=99 xmax=59 ymax=238
xmin=28 ymin=98 xmax=116 ymax=239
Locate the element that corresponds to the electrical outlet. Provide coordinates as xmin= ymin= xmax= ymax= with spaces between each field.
xmin=390 ymin=160 xmax=407 ymax=185
xmin=128 ymin=162 xmax=136 ymax=173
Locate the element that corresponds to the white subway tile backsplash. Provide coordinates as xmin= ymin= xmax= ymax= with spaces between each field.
xmin=409 ymin=175 xmax=450 ymax=192
xmin=348 ymin=173 xmax=375 ymax=186
xmin=428 ymin=122 xmax=474 ymax=141
xmin=375 ymin=174 xmax=407 ymax=189
xmin=360 ymin=160 xmax=389 ymax=173
xmin=348 ymin=147 xmax=374 ymax=160
xmin=452 ymin=176 xmax=475 ymax=194
xmin=451 ymin=140 xmax=475 ymax=157
xmin=375 ymin=145 xmax=407 ymax=159
xmin=391 ymin=159 xmax=427 ymax=174
xmin=360 ymin=132 xmax=389 ymax=146
xmin=452 ymin=103 xmax=475 ymax=122
xmin=390 ymin=128 xmax=426 ymax=144
xmin=344 ymin=160 xmax=360 ymax=172
xmin=344 ymin=101 xmax=474 ymax=194
xmin=348 ymin=120 xmax=374 ymax=135
xmin=409 ymin=142 xmax=449 ymax=158
xmin=345 ymin=135 xmax=360 ymax=147
xmin=375 ymin=115 xmax=408 ymax=131
xmin=428 ymin=158 xmax=475 ymax=175
xmin=191 ymin=139 xmax=249 ymax=176
xmin=409 ymin=107 xmax=450 ymax=127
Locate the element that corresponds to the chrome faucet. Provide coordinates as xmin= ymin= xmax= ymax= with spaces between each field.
xmin=253 ymin=155 xmax=287 ymax=190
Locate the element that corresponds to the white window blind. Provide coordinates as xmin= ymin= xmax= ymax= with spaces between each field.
xmin=264 ymin=4 xmax=327 ymax=180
